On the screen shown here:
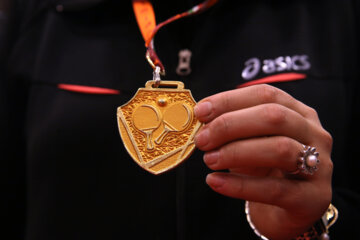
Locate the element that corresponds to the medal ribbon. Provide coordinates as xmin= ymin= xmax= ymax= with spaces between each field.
xmin=132 ymin=0 xmax=219 ymax=76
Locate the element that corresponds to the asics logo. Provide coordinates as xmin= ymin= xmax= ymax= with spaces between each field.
xmin=242 ymin=55 xmax=311 ymax=80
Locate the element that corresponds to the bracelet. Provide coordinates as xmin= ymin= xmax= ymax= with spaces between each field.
xmin=244 ymin=201 xmax=269 ymax=240
xmin=245 ymin=201 xmax=338 ymax=240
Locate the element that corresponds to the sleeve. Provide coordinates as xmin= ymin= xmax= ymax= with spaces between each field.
xmin=0 ymin=1 xmax=28 ymax=238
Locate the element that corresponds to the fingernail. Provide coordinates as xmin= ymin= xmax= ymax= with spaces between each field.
xmin=194 ymin=101 xmax=212 ymax=118
xmin=206 ymin=174 xmax=225 ymax=188
xmin=204 ymin=151 xmax=219 ymax=166
xmin=195 ymin=128 xmax=209 ymax=148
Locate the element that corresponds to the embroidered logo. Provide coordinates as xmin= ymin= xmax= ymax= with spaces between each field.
xmin=241 ymin=55 xmax=311 ymax=80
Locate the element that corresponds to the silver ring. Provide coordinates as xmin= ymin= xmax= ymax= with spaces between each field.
xmin=293 ymin=145 xmax=320 ymax=175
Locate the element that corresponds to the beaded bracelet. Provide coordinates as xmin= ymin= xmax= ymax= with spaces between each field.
xmin=245 ymin=201 xmax=338 ymax=240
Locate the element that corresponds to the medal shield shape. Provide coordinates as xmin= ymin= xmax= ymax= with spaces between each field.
xmin=117 ymin=81 xmax=201 ymax=175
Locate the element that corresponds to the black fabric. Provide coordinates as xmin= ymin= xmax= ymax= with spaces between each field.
xmin=52 ymin=0 xmax=106 ymax=11
xmin=1 ymin=0 xmax=359 ymax=239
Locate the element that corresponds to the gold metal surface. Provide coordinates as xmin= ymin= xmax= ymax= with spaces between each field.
xmin=325 ymin=204 xmax=338 ymax=229
xmin=117 ymin=80 xmax=201 ymax=175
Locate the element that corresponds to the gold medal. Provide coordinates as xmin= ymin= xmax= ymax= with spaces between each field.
xmin=118 ymin=0 xmax=218 ymax=174
xmin=117 ymin=80 xmax=201 ymax=174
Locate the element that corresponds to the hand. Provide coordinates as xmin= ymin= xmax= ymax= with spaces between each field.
xmin=194 ymin=84 xmax=333 ymax=240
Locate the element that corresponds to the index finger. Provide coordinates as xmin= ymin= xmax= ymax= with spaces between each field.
xmin=194 ymin=84 xmax=320 ymax=124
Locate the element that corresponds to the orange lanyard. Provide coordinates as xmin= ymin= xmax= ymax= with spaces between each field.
xmin=132 ymin=0 xmax=219 ymax=76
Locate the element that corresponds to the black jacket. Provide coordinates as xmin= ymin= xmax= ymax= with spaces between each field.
xmin=1 ymin=0 xmax=359 ymax=239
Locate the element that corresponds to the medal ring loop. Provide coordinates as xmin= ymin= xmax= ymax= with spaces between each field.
xmin=153 ymin=66 xmax=161 ymax=87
